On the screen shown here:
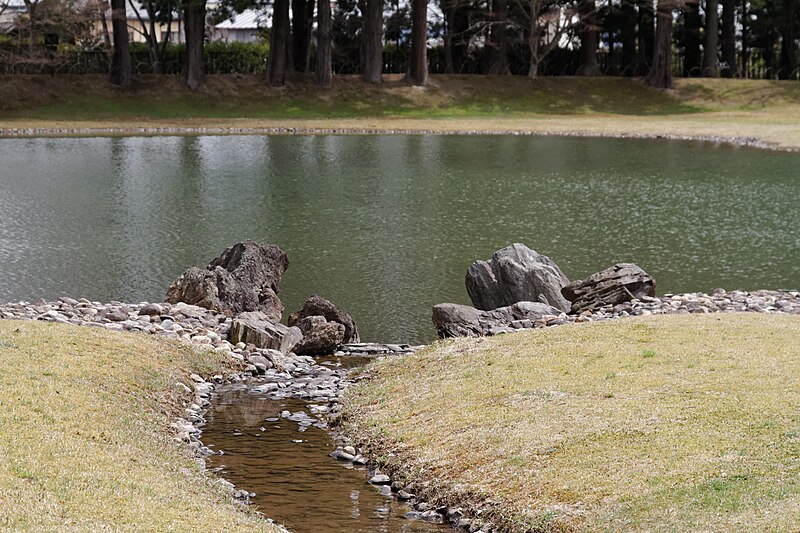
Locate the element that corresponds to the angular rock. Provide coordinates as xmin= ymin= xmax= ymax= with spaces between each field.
xmin=562 ymin=263 xmax=656 ymax=314
xmin=292 ymin=315 xmax=345 ymax=356
xmin=465 ymin=243 xmax=571 ymax=313
xmin=432 ymin=304 xmax=481 ymax=338
xmin=432 ymin=301 xmax=561 ymax=338
xmin=288 ymin=294 xmax=359 ymax=343
xmin=229 ymin=311 xmax=302 ymax=354
xmin=165 ymin=241 xmax=288 ymax=319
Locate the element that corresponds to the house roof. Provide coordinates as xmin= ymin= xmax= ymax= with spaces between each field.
xmin=215 ymin=9 xmax=268 ymax=30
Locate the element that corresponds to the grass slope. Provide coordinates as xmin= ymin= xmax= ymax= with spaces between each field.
xmin=0 ymin=320 xmax=277 ymax=531
xmin=341 ymin=313 xmax=800 ymax=532
xmin=1 ymin=75 xmax=800 ymax=149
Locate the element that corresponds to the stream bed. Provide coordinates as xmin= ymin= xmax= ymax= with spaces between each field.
xmin=201 ymin=357 xmax=451 ymax=532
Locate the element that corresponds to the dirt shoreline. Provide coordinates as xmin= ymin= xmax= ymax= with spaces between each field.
xmin=0 ymin=123 xmax=791 ymax=152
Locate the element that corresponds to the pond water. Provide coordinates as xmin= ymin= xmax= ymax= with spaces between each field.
xmin=1 ymin=135 xmax=798 ymax=343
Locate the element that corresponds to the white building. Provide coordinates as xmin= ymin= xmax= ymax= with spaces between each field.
xmin=212 ymin=9 xmax=268 ymax=44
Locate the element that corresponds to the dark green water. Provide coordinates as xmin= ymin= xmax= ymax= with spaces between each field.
xmin=1 ymin=135 xmax=798 ymax=342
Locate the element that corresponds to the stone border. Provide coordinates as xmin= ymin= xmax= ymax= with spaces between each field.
xmin=0 ymin=126 xmax=793 ymax=152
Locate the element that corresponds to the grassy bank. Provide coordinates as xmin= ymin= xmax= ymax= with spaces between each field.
xmin=0 ymin=320 xmax=278 ymax=531
xmin=1 ymin=75 xmax=800 ymax=149
xmin=341 ymin=313 xmax=800 ymax=532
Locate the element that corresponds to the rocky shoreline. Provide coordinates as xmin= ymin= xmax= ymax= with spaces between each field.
xmin=2 ymin=286 xmax=799 ymax=531
xmin=0 ymin=125 xmax=790 ymax=152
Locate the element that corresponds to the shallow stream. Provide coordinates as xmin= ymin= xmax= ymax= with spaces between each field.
xmin=201 ymin=357 xmax=450 ymax=532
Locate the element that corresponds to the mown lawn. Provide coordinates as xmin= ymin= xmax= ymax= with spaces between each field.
xmin=342 ymin=313 xmax=800 ymax=532
xmin=3 ymin=75 xmax=800 ymax=150
xmin=0 ymin=320 xmax=278 ymax=531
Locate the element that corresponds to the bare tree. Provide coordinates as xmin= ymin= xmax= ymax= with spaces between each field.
xmin=21 ymin=0 xmax=42 ymax=56
xmin=488 ymin=0 xmax=511 ymax=75
xmin=511 ymin=0 xmax=575 ymax=79
xmin=128 ymin=0 xmax=176 ymax=74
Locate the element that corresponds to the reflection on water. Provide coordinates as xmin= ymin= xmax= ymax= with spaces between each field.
xmin=202 ymin=383 xmax=448 ymax=533
xmin=0 ymin=135 xmax=798 ymax=342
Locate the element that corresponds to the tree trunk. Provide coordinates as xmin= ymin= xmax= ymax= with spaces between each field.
xmin=636 ymin=0 xmax=655 ymax=76
xmin=578 ymin=0 xmax=599 ymax=75
xmin=528 ymin=18 xmax=540 ymax=79
xmin=620 ymin=0 xmax=637 ymax=76
xmin=488 ymin=0 xmax=510 ymax=74
xmin=269 ymin=0 xmax=290 ymax=86
xmin=779 ymin=23 xmax=797 ymax=79
xmin=720 ymin=0 xmax=736 ymax=76
xmin=315 ymin=0 xmax=332 ymax=86
xmin=182 ymin=0 xmax=205 ymax=90
xmin=98 ymin=0 xmax=112 ymax=59
xmin=291 ymin=0 xmax=312 ymax=72
xmin=361 ymin=0 xmax=383 ymax=84
xmin=703 ymin=0 xmax=719 ymax=77
xmin=683 ymin=0 xmax=701 ymax=76
xmin=645 ymin=0 xmax=673 ymax=88
xmin=443 ymin=0 xmax=469 ymax=73
xmin=407 ymin=0 xmax=428 ymax=85
xmin=740 ymin=0 xmax=748 ymax=77
xmin=110 ymin=0 xmax=132 ymax=87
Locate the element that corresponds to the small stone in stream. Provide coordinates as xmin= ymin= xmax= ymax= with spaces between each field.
xmin=330 ymin=449 xmax=355 ymax=461
xmin=343 ymin=445 xmax=356 ymax=456
xmin=420 ymin=510 xmax=444 ymax=524
xmin=379 ymin=485 xmax=392 ymax=496
xmin=397 ymin=490 xmax=415 ymax=500
xmin=352 ymin=455 xmax=367 ymax=465
xmin=405 ymin=511 xmax=423 ymax=520
xmin=390 ymin=481 xmax=403 ymax=492
xmin=369 ymin=474 xmax=391 ymax=485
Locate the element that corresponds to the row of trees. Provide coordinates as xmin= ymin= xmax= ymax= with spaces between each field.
xmin=4 ymin=0 xmax=800 ymax=89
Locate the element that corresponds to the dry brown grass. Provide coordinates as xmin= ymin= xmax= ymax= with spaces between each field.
xmin=341 ymin=313 xmax=800 ymax=532
xmin=0 ymin=319 xmax=278 ymax=531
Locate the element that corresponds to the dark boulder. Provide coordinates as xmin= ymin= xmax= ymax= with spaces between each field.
xmin=292 ymin=315 xmax=346 ymax=355
xmin=229 ymin=311 xmax=302 ymax=354
xmin=465 ymin=243 xmax=571 ymax=313
xmin=562 ymin=263 xmax=656 ymax=314
xmin=288 ymin=295 xmax=359 ymax=343
xmin=165 ymin=241 xmax=288 ymax=320
xmin=432 ymin=301 xmax=562 ymax=338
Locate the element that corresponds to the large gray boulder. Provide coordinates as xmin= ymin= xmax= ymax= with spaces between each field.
xmin=229 ymin=311 xmax=302 ymax=354
xmin=562 ymin=263 xmax=656 ymax=314
xmin=465 ymin=244 xmax=571 ymax=313
xmin=288 ymin=295 xmax=359 ymax=343
xmin=432 ymin=301 xmax=562 ymax=338
xmin=292 ymin=315 xmax=346 ymax=355
xmin=166 ymin=241 xmax=289 ymax=320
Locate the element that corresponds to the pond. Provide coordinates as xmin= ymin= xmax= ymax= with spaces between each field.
xmin=0 ymin=135 xmax=798 ymax=343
